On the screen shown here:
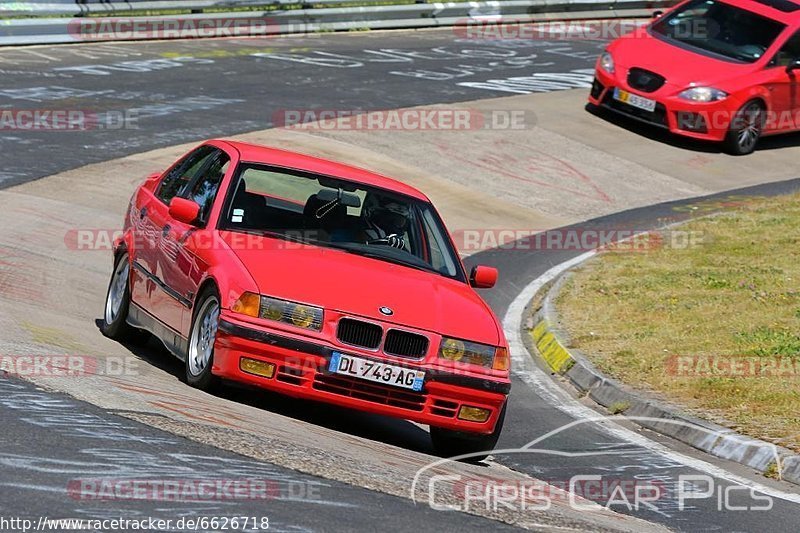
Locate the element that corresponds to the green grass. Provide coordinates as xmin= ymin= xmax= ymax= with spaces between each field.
xmin=555 ymin=193 xmax=800 ymax=451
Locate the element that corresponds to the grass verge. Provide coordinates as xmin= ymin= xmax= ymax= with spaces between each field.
xmin=555 ymin=192 xmax=800 ymax=451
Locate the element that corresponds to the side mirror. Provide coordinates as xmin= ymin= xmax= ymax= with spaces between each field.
xmin=470 ymin=265 xmax=498 ymax=289
xmin=169 ymin=197 xmax=200 ymax=225
xmin=787 ymin=59 xmax=800 ymax=72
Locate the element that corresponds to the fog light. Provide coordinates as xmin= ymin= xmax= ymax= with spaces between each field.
xmin=676 ymin=111 xmax=708 ymax=133
xmin=240 ymin=357 xmax=275 ymax=378
xmin=457 ymin=406 xmax=491 ymax=422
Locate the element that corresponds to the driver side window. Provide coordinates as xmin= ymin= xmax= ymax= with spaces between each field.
xmin=772 ymin=30 xmax=800 ymax=67
xmin=156 ymin=146 xmax=217 ymax=204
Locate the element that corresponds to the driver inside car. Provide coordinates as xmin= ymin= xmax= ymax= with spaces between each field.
xmin=361 ymin=194 xmax=410 ymax=250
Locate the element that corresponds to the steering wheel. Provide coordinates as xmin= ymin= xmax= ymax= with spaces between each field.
xmin=366 ymin=234 xmax=405 ymax=249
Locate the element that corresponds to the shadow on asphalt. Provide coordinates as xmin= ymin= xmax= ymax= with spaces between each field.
xmin=95 ymin=318 xmax=435 ymax=455
xmin=584 ymin=104 xmax=800 ymax=154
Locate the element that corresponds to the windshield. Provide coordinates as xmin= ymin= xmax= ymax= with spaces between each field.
xmin=651 ymin=0 xmax=786 ymax=63
xmin=220 ymin=163 xmax=465 ymax=282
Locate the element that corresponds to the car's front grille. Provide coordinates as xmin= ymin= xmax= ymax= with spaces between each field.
xmin=384 ymin=329 xmax=429 ymax=358
xmin=275 ymin=365 xmax=310 ymax=386
xmin=337 ymin=318 xmax=382 ymax=350
xmin=627 ymin=67 xmax=665 ymax=93
xmin=431 ymin=399 xmax=459 ymax=418
xmin=313 ymin=374 xmax=426 ymax=411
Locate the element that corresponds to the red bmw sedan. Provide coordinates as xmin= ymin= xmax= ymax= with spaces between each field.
xmin=102 ymin=140 xmax=510 ymax=459
xmin=589 ymin=0 xmax=800 ymax=154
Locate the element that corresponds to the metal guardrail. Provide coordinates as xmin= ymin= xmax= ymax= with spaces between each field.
xmin=7 ymin=1 xmax=394 ymax=17
xmin=0 ymin=0 xmax=673 ymax=46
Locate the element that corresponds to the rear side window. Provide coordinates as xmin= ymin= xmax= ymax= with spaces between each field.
xmin=156 ymin=146 xmax=217 ymax=204
xmin=772 ymin=30 xmax=800 ymax=66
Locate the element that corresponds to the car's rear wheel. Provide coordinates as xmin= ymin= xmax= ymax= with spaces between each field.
xmin=186 ymin=286 xmax=220 ymax=391
xmin=101 ymin=252 xmax=146 ymax=343
xmin=430 ymin=404 xmax=506 ymax=462
xmin=724 ymin=100 xmax=765 ymax=156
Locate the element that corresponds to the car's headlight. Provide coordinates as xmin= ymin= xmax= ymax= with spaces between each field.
xmin=678 ymin=87 xmax=728 ymax=102
xmin=599 ymin=51 xmax=615 ymax=74
xmin=439 ymin=337 xmax=509 ymax=371
xmin=233 ymin=292 xmax=323 ymax=331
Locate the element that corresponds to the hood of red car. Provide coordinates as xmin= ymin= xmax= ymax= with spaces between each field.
xmin=609 ymin=31 xmax=756 ymax=91
xmin=220 ymin=231 xmax=501 ymax=346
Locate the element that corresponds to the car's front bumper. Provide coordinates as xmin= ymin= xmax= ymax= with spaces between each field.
xmin=589 ymin=67 xmax=735 ymax=142
xmin=212 ymin=314 xmax=510 ymax=435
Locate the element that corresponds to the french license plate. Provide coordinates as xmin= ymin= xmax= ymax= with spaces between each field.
xmin=614 ymin=88 xmax=657 ymax=113
xmin=329 ymin=352 xmax=425 ymax=391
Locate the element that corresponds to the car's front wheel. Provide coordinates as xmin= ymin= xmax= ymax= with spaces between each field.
xmin=101 ymin=252 xmax=145 ymax=343
xmin=724 ymin=100 xmax=765 ymax=156
xmin=430 ymin=404 xmax=506 ymax=462
xmin=186 ymin=286 xmax=221 ymax=391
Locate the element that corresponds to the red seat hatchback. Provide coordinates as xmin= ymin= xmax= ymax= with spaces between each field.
xmin=589 ymin=0 xmax=800 ymax=154
xmin=102 ymin=140 xmax=510 ymax=460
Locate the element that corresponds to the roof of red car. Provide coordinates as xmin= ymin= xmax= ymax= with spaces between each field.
xmin=717 ymin=0 xmax=800 ymax=22
xmin=216 ymin=139 xmax=430 ymax=201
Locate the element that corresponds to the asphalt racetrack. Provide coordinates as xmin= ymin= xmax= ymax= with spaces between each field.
xmin=2 ymin=28 xmax=800 ymax=532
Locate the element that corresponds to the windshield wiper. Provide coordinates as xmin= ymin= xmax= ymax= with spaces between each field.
xmin=362 ymin=251 xmax=440 ymax=274
xmin=327 ymin=243 xmax=441 ymax=275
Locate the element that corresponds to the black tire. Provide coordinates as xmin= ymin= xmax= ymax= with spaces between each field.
xmin=185 ymin=286 xmax=221 ymax=391
xmin=431 ymin=403 xmax=506 ymax=462
xmin=101 ymin=252 xmax=146 ymax=343
xmin=723 ymin=100 xmax=765 ymax=156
